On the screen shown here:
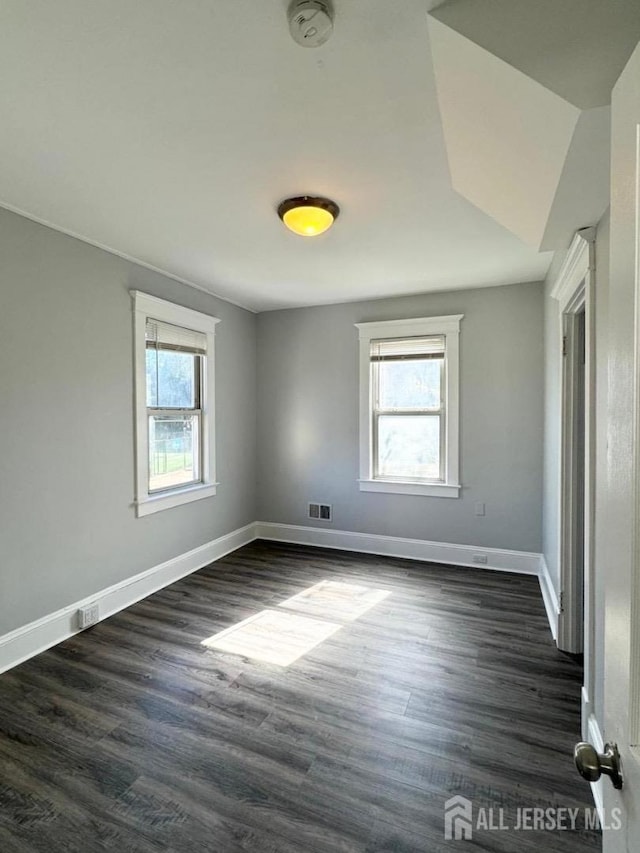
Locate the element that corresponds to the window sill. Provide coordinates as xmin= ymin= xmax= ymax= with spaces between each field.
xmin=136 ymin=482 xmax=219 ymax=517
xmin=358 ymin=479 xmax=461 ymax=498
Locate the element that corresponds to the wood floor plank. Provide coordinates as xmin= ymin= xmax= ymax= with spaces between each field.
xmin=0 ymin=541 xmax=600 ymax=851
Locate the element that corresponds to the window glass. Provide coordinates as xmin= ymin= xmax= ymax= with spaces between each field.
xmin=148 ymin=414 xmax=200 ymax=492
xmin=146 ymin=349 xmax=196 ymax=409
xmin=376 ymin=414 xmax=440 ymax=480
xmin=377 ymin=359 xmax=441 ymax=410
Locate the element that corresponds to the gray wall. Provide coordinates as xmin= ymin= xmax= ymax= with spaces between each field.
xmin=257 ymin=281 xmax=544 ymax=552
xmin=0 ymin=208 xmax=257 ymax=635
xmin=0 ymin=208 xmax=548 ymax=641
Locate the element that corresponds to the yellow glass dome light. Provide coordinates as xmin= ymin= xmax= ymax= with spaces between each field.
xmin=278 ymin=196 xmax=340 ymax=236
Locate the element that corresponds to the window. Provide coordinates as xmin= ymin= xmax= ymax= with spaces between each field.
xmin=132 ymin=291 xmax=219 ymax=516
xmin=355 ymin=315 xmax=463 ymax=497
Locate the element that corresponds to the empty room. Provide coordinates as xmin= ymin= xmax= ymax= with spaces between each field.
xmin=1 ymin=1 xmax=640 ymax=851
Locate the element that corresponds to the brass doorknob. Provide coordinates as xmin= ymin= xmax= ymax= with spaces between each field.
xmin=574 ymin=741 xmax=623 ymax=790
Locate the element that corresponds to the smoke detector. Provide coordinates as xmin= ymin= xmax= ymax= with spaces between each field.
xmin=288 ymin=0 xmax=334 ymax=48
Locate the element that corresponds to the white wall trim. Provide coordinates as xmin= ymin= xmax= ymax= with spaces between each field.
xmin=538 ymin=554 xmax=560 ymax=641
xmin=0 ymin=522 xmax=257 ymax=675
xmin=354 ymin=315 xmax=465 ymax=337
xmin=357 ymin=479 xmax=460 ymax=498
xmin=255 ymin=522 xmax=541 ymax=575
xmin=550 ymin=226 xmax=596 ymax=306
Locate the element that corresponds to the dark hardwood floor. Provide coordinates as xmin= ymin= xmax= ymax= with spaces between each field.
xmin=0 ymin=541 xmax=600 ymax=852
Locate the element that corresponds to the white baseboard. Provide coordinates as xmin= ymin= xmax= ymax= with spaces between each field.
xmin=255 ymin=522 xmax=542 ymax=575
xmin=0 ymin=521 xmax=554 ymax=675
xmin=581 ymin=685 xmax=592 ymax=742
xmin=538 ymin=554 xmax=560 ymax=641
xmin=0 ymin=522 xmax=257 ymax=675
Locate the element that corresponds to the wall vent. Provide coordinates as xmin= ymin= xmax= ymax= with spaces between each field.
xmin=308 ymin=502 xmax=332 ymax=522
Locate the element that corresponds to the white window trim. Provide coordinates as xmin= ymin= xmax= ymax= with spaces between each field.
xmin=355 ymin=314 xmax=463 ymax=498
xmin=131 ymin=291 xmax=220 ymax=517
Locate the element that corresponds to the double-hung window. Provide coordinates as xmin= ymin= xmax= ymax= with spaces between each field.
xmin=132 ymin=292 xmax=219 ymax=516
xmin=355 ymin=315 xmax=462 ymax=498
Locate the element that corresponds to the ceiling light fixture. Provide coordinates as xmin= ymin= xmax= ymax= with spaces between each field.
xmin=277 ymin=196 xmax=340 ymax=237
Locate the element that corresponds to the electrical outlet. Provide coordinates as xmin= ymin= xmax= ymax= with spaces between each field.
xmin=474 ymin=502 xmax=486 ymax=517
xmin=77 ymin=603 xmax=100 ymax=629
xmin=472 ymin=554 xmax=488 ymax=565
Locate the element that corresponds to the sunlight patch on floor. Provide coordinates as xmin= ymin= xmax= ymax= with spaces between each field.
xmin=202 ymin=579 xmax=392 ymax=667
xmin=279 ymin=580 xmax=391 ymax=621
xmin=201 ymin=609 xmax=342 ymax=667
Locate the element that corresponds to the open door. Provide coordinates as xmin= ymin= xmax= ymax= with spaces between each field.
xmin=562 ymin=305 xmax=586 ymax=655
xmin=594 ymin=38 xmax=640 ymax=851
xmin=557 ymin=283 xmax=590 ymax=657
xmin=551 ymin=226 xmax=596 ymax=750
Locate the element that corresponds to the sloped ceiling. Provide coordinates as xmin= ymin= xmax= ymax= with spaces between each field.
xmin=428 ymin=0 xmax=640 ymax=252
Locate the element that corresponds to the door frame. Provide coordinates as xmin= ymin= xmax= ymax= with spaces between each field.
xmin=551 ymin=226 xmax=596 ymax=727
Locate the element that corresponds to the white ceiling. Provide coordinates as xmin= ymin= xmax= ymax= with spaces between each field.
xmin=0 ymin=0 xmax=558 ymax=311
